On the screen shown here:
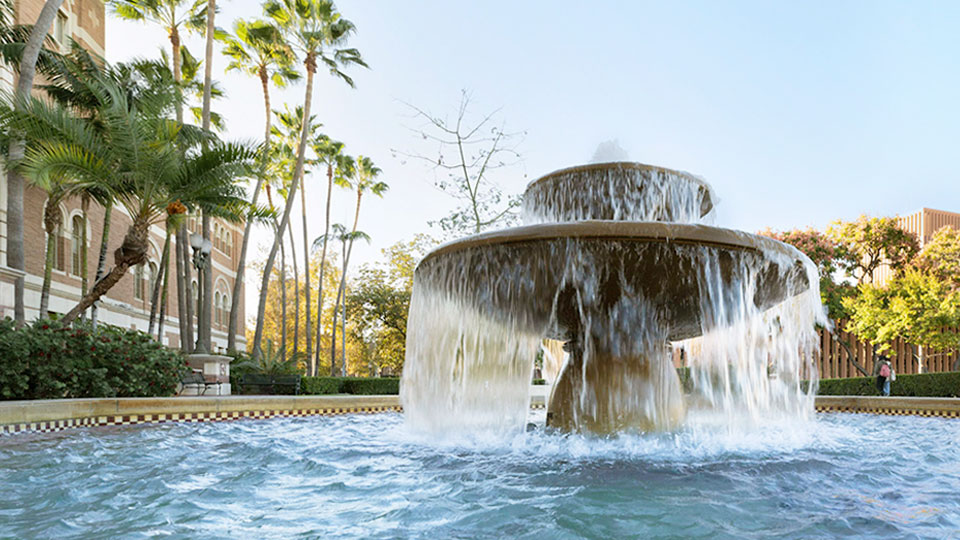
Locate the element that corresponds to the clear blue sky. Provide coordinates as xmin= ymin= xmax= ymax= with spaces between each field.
xmin=106 ymin=1 xmax=960 ymax=309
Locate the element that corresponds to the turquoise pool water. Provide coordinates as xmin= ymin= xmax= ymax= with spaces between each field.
xmin=1 ymin=412 xmax=957 ymax=539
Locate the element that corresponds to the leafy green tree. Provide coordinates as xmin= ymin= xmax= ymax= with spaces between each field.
xmin=827 ymin=215 xmax=919 ymax=285
xmin=913 ymin=226 xmax=960 ymax=290
xmin=344 ymin=235 xmax=434 ymax=375
xmin=844 ymin=269 xmax=960 ymax=369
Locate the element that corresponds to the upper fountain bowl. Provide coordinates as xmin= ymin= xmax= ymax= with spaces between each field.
xmin=522 ymin=162 xmax=716 ymax=225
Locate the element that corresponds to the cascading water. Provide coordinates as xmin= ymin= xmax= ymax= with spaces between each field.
xmin=401 ymin=162 xmax=825 ymax=436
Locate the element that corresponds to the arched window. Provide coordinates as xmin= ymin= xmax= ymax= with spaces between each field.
xmin=214 ymin=291 xmax=221 ymax=326
xmin=225 ymin=231 xmax=232 ymax=257
xmin=70 ymin=215 xmax=84 ymax=276
xmin=134 ymin=263 xmax=145 ymax=300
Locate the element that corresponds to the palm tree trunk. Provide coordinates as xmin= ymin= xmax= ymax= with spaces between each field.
xmin=90 ymin=201 xmax=112 ymax=328
xmin=178 ymin=225 xmax=194 ymax=352
xmin=337 ymin=191 xmax=364 ymax=371
xmin=287 ymin=218 xmax=299 ymax=355
xmin=39 ymin=197 xmax=62 ymax=318
xmin=169 ymin=23 xmax=194 ymax=353
xmin=63 ymin=222 xmax=150 ymax=323
xmin=341 ymin=272 xmax=348 ymax=377
xmin=227 ymin=68 xmax=272 ymax=353
xmin=156 ymin=232 xmax=172 ymax=342
xmin=198 ymin=0 xmax=216 ymax=354
xmin=331 ymin=239 xmax=346 ymax=375
xmin=252 ymin=55 xmax=315 ymax=359
xmin=148 ymin=228 xmax=171 ymax=336
xmin=300 ymin=171 xmax=312 ymax=369
xmin=6 ymin=0 xmax=65 ymax=324
xmin=39 ymin=226 xmax=56 ymax=318
xmin=79 ymin=195 xmax=89 ymax=319
xmin=313 ymin=163 xmax=334 ymax=376
xmin=278 ymin=223 xmax=287 ymax=363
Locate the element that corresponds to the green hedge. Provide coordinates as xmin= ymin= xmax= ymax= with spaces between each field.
xmin=0 ymin=319 xmax=186 ymax=400
xmin=300 ymin=377 xmax=400 ymax=395
xmin=816 ymin=372 xmax=960 ymax=397
xmin=301 ymin=377 xmax=341 ymax=395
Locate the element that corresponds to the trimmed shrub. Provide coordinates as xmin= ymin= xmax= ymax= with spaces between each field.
xmin=300 ymin=376 xmax=400 ymax=395
xmin=301 ymin=377 xmax=341 ymax=395
xmin=0 ymin=319 xmax=187 ymax=400
xmin=816 ymin=371 xmax=960 ymax=397
xmin=341 ymin=377 xmax=399 ymax=395
xmin=532 ymin=378 xmax=546 ymax=385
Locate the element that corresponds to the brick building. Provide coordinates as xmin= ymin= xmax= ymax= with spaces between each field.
xmin=872 ymin=207 xmax=960 ymax=286
xmin=0 ymin=0 xmax=246 ymax=351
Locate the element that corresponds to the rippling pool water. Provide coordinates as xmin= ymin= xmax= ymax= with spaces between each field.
xmin=1 ymin=412 xmax=958 ymax=539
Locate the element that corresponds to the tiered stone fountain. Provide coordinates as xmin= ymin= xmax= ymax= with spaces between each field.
xmin=401 ymin=162 xmax=823 ymax=435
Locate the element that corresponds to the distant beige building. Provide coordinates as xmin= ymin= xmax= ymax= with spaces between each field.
xmin=0 ymin=0 xmax=245 ymax=351
xmin=872 ymin=207 xmax=960 ymax=286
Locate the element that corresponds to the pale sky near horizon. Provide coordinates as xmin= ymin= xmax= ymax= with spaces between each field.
xmin=105 ymin=1 xmax=960 ymax=317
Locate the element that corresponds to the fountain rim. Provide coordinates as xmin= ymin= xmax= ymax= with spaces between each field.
xmin=417 ymin=221 xmax=808 ymax=271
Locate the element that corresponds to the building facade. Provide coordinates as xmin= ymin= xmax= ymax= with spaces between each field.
xmin=0 ymin=0 xmax=246 ymax=351
xmin=872 ymin=207 xmax=960 ymax=286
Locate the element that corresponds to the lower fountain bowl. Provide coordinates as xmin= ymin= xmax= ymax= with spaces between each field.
xmin=415 ymin=221 xmax=813 ymax=342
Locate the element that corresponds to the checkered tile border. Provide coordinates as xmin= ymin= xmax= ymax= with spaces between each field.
xmin=815 ymin=405 xmax=960 ymax=418
xmin=0 ymin=405 xmax=404 ymax=436
xmin=15 ymin=402 xmax=948 ymax=436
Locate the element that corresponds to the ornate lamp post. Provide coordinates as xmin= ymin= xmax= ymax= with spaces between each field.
xmin=189 ymin=232 xmax=212 ymax=354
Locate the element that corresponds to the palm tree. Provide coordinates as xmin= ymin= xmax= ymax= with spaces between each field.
xmin=253 ymin=0 xmax=366 ymax=359
xmin=311 ymin=134 xmax=344 ymax=375
xmin=233 ymin=339 xmax=301 ymax=375
xmin=261 ymin=180 xmax=288 ymax=361
xmin=272 ymin=104 xmax=320 ymax=361
xmin=37 ymin=50 xmax=190 ymax=328
xmin=220 ymin=17 xmax=299 ymax=353
xmin=314 ymin=223 xmax=368 ymax=375
xmin=110 ymin=0 xmax=207 ymax=351
xmin=0 ymin=72 xmax=258 ymax=324
xmin=323 ymin=152 xmax=354 ymax=372
xmin=196 ymin=0 xmax=216 ymax=353
xmin=4 ymin=0 xmax=66 ymax=324
xmin=330 ymin=156 xmax=386 ymax=373
xmin=36 ymin=179 xmax=107 ymax=317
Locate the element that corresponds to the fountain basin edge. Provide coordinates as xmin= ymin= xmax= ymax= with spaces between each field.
xmin=2 ymin=395 xmax=958 ymax=436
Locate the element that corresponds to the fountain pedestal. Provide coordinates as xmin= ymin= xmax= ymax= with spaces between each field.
xmin=546 ymin=340 xmax=685 ymax=434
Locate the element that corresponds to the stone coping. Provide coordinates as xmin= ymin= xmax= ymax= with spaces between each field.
xmin=815 ymin=395 xmax=960 ymax=417
xmin=0 ymin=394 xmax=954 ymax=437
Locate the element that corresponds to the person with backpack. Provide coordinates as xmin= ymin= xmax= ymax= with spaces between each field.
xmin=875 ymin=357 xmax=893 ymax=396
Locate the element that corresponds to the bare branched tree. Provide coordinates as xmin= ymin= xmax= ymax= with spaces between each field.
xmin=396 ymin=90 xmax=524 ymax=238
